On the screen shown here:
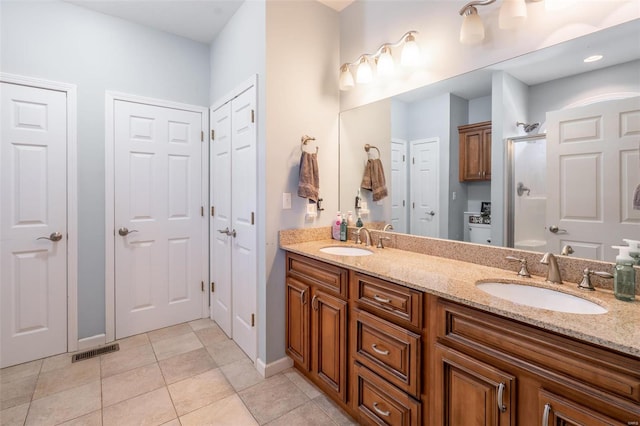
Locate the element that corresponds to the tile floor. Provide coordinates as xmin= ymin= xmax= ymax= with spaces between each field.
xmin=0 ymin=319 xmax=357 ymax=426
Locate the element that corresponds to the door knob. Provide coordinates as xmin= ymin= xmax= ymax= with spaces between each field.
xmin=428 ymin=211 xmax=435 ymax=216
xmin=37 ymin=232 xmax=63 ymax=242
xmin=548 ymin=225 xmax=567 ymax=234
xmin=118 ymin=227 xmax=139 ymax=236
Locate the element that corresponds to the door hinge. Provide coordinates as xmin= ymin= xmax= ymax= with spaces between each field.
xmin=412 ymin=157 xmax=415 ymax=165
xmin=201 ymin=281 xmax=204 ymax=292
xmin=211 ymin=282 xmax=214 ymax=293
xmin=413 ymin=202 xmax=415 ymax=209
xmin=211 ymin=129 xmax=215 ymax=140
xmin=201 ymin=206 xmax=204 ymax=217
xmin=201 ymin=131 xmax=204 ymax=142
xmin=251 ymin=109 xmax=255 ymax=123
xmin=251 ymin=313 xmax=255 ymax=327
xmin=211 ymin=206 xmax=215 ymax=216
xmin=403 ymin=200 xmax=405 ymax=207
xmin=251 ymin=212 xmax=255 ymax=225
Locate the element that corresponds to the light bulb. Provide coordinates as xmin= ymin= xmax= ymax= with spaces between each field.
xmin=356 ymin=57 xmax=373 ymax=84
xmin=376 ymin=46 xmax=395 ymax=77
xmin=460 ymin=7 xmax=485 ymax=45
xmin=499 ymin=0 xmax=527 ymax=30
xmin=339 ymin=64 xmax=354 ymax=91
xmin=400 ymin=33 xmax=420 ymax=67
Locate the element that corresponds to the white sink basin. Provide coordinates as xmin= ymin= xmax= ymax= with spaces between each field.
xmin=319 ymin=246 xmax=373 ymax=256
xmin=476 ymin=282 xmax=607 ymax=314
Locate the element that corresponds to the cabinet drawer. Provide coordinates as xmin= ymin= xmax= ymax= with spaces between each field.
xmin=352 ymin=309 xmax=421 ymax=397
xmin=436 ymin=299 xmax=640 ymax=404
xmin=351 ymin=271 xmax=423 ymax=330
xmin=353 ymin=363 xmax=421 ymax=426
xmin=286 ymin=253 xmax=348 ymax=297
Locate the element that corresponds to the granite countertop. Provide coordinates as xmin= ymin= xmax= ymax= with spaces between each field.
xmin=281 ymin=239 xmax=640 ymax=358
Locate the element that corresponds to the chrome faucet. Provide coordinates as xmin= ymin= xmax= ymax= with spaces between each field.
xmin=355 ymin=227 xmax=372 ymax=247
xmin=382 ymin=224 xmax=394 ymax=232
xmin=540 ymin=252 xmax=562 ymax=284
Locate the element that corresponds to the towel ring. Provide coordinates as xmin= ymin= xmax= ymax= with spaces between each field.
xmin=364 ymin=144 xmax=380 ymax=158
xmin=301 ymin=135 xmax=318 ymax=154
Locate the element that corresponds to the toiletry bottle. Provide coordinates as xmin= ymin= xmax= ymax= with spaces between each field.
xmin=623 ymin=239 xmax=640 ymax=265
xmin=355 ymin=189 xmax=361 ymax=209
xmin=612 ymin=246 xmax=636 ymax=302
xmin=346 ymin=211 xmax=354 ymax=226
xmin=332 ymin=212 xmax=342 ymax=240
xmin=340 ymin=216 xmax=347 ymax=242
xmin=356 ymin=215 xmax=363 ymax=228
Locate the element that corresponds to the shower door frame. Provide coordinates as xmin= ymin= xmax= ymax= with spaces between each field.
xmin=505 ymin=133 xmax=547 ymax=248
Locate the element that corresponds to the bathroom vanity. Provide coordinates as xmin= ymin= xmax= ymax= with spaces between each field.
xmin=282 ymin=236 xmax=640 ymax=426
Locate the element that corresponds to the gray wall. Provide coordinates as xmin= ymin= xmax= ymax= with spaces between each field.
xmin=448 ymin=95 xmax=469 ymax=242
xmin=264 ymin=0 xmax=340 ymax=364
xmin=1 ymin=1 xmax=210 ymax=339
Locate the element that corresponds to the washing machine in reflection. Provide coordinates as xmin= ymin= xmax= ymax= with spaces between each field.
xmin=463 ymin=212 xmax=491 ymax=245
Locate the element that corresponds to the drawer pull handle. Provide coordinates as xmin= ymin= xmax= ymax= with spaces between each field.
xmin=300 ymin=289 xmax=306 ymax=304
xmin=373 ymin=294 xmax=391 ymax=304
xmin=371 ymin=344 xmax=390 ymax=356
xmin=372 ymin=402 xmax=390 ymax=417
xmin=542 ymin=403 xmax=551 ymax=426
xmin=311 ymin=295 xmax=318 ymax=311
xmin=497 ymin=382 xmax=506 ymax=413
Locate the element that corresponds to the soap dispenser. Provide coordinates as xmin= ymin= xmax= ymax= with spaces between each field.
xmin=332 ymin=212 xmax=342 ymax=240
xmin=623 ymin=239 xmax=640 ymax=265
xmin=612 ymin=246 xmax=636 ymax=302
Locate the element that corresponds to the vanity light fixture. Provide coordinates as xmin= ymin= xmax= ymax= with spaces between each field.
xmin=459 ymin=0 xmax=534 ymax=44
xmin=498 ymin=0 xmax=527 ymax=29
xmin=338 ymin=31 xmax=419 ymax=91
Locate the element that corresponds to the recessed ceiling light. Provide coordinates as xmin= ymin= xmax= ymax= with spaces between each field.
xmin=583 ymin=54 xmax=603 ymax=63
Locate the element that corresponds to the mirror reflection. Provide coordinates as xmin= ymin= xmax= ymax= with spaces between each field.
xmin=339 ymin=20 xmax=640 ymax=262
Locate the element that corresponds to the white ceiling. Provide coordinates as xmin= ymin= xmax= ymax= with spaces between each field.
xmin=65 ymin=0 xmax=245 ymax=44
xmin=66 ymin=0 xmax=354 ymax=44
xmin=317 ymin=0 xmax=355 ymax=12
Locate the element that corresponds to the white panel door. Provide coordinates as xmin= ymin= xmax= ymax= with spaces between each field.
xmin=410 ymin=138 xmax=439 ymax=237
xmin=390 ymin=139 xmax=408 ymax=233
xmin=230 ymin=87 xmax=257 ymax=361
xmin=210 ymin=102 xmax=232 ymax=338
xmin=114 ymin=100 xmax=204 ymax=339
xmin=546 ymin=96 xmax=640 ymax=262
xmin=1 ymin=83 xmax=67 ymax=367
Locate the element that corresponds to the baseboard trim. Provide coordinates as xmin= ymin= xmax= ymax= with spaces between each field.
xmin=256 ymin=356 xmax=294 ymax=378
xmin=77 ymin=333 xmax=106 ymax=351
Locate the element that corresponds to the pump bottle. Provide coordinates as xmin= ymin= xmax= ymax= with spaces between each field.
xmin=612 ymin=246 xmax=636 ymax=301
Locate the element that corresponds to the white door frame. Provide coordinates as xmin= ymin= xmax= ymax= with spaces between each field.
xmin=0 ymin=72 xmax=78 ymax=352
xmin=105 ymin=92 xmax=208 ymax=343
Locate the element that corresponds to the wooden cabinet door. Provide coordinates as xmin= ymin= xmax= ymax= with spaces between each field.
xmin=460 ymin=128 xmax=485 ymax=181
xmin=459 ymin=121 xmax=491 ymax=182
xmin=538 ymin=389 xmax=629 ymax=426
xmin=285 ymin=277 xmax=310 ymax=371
xmin=312 ymin=288 xmax=348 ymax=402
xmin=482 ymin=128 xmax=492 ymax=180
xmin=434 ymin=344 xmax=515 ymax=426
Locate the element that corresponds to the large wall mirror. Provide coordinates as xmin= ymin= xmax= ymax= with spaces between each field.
xmin=339 ymin=20 xmax=640 ymax=262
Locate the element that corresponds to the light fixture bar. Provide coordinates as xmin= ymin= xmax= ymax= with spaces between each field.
xmin=339 ymin=30 xmax=419 ymax=76
xmin=459 ymin=0 xmax=496 ymax=15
